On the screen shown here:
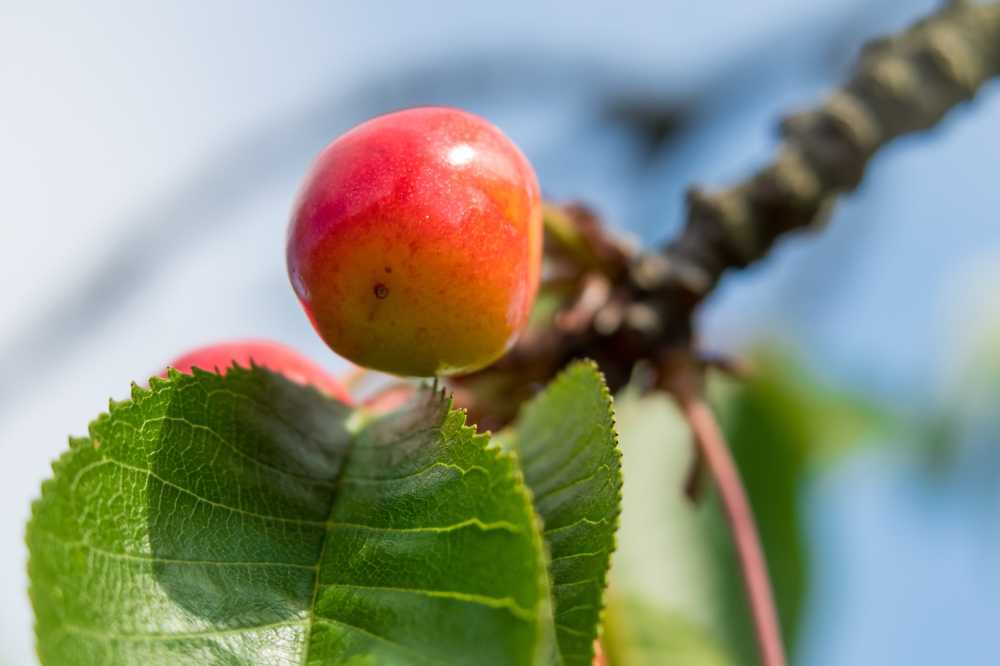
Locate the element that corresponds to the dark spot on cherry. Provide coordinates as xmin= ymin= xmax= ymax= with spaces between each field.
xmin=384 ymin=266 xmax=392 ymax=273
xmin=373 ymin=283 xmax=389 ymax=299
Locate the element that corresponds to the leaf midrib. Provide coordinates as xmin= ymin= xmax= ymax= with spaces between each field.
xmin=299 ymin=417 xmax=353 ymax=666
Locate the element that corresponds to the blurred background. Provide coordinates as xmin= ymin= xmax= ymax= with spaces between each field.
xmin=4 ymin=0 xmax=1000 ymax=664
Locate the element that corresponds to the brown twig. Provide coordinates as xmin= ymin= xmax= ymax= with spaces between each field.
xmin=663 ymin=352 xmax=786 ymax=666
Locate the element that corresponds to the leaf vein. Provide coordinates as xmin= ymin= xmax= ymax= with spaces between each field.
xmin=310 ymin=617 xmax=424 ymax=660
xmin=99 ymin=457 xmax=329 ymax=527
xmin=324 ymin=583 xmax=536 ymax=622
xmin=555 ymin=604 xmax=595 ymax=618
xmin=33 ymin=528 xmax=317 ymax=570
xmin=341 ymin=460 xmax=487 ymax=484
xmin=127 ymin=416 xmax=338 ymax=486
xmin=543 ymin=516 xmax=610 ymax=536
xmin=534 ymin=464 xmax=613 ymax=503
xmin=555 ymin=623 xmax=592 ymax=638
xmin=550 ymin=549 xmax=607 ymax=563
xmin=56 ymin=619 xmax=306 ymax=642
xmin=553 ymin=577 xmax=600 ymax=590
xmin=332 ymin=517 xmax=521 ymax=535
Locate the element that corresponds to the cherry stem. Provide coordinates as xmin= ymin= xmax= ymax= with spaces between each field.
xmin=670 ymin=378 xmax=787 ymax=666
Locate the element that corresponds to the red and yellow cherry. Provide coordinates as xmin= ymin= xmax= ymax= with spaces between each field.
xmin=164 ymin=339 xmax=352 ymax=403
xmin=287 ymin=106 xmax=542 ymax=377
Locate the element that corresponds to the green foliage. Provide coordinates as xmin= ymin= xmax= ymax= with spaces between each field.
xmin=602 ymin=594 xmax=731 ymax=666
xmin=504 ymin=361 xmax=623 ymax=665
xmin=28 ymin=362 xmax=622 ymax=665
xmin=28 ymin=338 xmax=892 ymax=666
xmin=610 ymin=351 xmax=888 ymax=665
xmin=27 ymin=368 xmax=546 ymax=664
xmin=610 ymin=388 xmax=729 ymax=659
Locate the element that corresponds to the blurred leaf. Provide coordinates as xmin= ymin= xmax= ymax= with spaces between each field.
xmin=506 ymin=360 xmax=623 ymax=666
xmin=602 ymin=594 xmax=732 ymax=666
xmin=711 ymin=350 xmax=892 ymax=465
xmin=28 ymin=366 xmax=558 ymax=665
xmin=610 ymin=349 xmax=889 ymax=664
xmin=708 ymin=350 xmax=897 ymax=661
xmin=610 ymin=388 xmax=727 ymax=649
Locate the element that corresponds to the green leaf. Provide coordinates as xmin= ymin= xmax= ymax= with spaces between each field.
xmin=610 ymin=349 xmax=889 ymax=664
xmin=610 ymin=376 xmax=809 ymax=665
xmin=504 ymin=361 xmax=623 ymax=666
xmin=28 ymin=366 xmax=556 ymax=665
xmin=610 ymin=388 xmax=729 ymax=655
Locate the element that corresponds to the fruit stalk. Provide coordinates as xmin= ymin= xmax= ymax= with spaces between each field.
xmin=662 ymin=350 xmax=786 ymax=666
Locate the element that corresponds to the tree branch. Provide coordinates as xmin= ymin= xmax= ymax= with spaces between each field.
xmin=455 ymin=3 xmax=1000 ymax=422
xmin=630 ymin=0 xmax=1000 ymax=344
xmin=454 ymin=2 xmax=1000 ymax=419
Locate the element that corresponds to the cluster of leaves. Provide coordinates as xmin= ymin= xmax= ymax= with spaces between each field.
xmin=27 ymin=340 xmax=898 ymax=665
xmin=27 ymin=361 xmax=621 ymax=665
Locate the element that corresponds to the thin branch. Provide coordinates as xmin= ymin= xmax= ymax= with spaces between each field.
xmin=664 ymin=355 xmax=786 ymax=666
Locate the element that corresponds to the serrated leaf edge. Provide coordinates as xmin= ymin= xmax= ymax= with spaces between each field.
xmin=517 ymin=358 xmax=623 ymax=665
xmin=28 ymin=364 xmax=560 ymax=665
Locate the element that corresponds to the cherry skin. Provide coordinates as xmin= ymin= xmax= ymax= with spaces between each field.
xmin=287 ymin=106 xmax=542 ymax=377
xmin=165 ymin=339 xmax=352 ymax=403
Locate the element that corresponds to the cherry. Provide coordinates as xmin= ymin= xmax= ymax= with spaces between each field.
xmin=164 ymin=339 xmax=352 ymax=403
xmin=287 ymin=107 xmax=542 ymax=377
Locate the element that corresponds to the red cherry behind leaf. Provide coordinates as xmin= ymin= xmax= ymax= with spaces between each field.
xmin=164 ymin=339 xmax=352 ymax=404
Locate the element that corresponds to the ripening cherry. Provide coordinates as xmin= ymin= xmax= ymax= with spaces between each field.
xmin=164 ymin=339 xmax=352 ymax=403
xmin=287 ymin=107 xmax=542 ymax=377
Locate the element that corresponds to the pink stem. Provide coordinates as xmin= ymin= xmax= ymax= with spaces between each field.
xmin=675 ymin=392 xmax=787 ymax=666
